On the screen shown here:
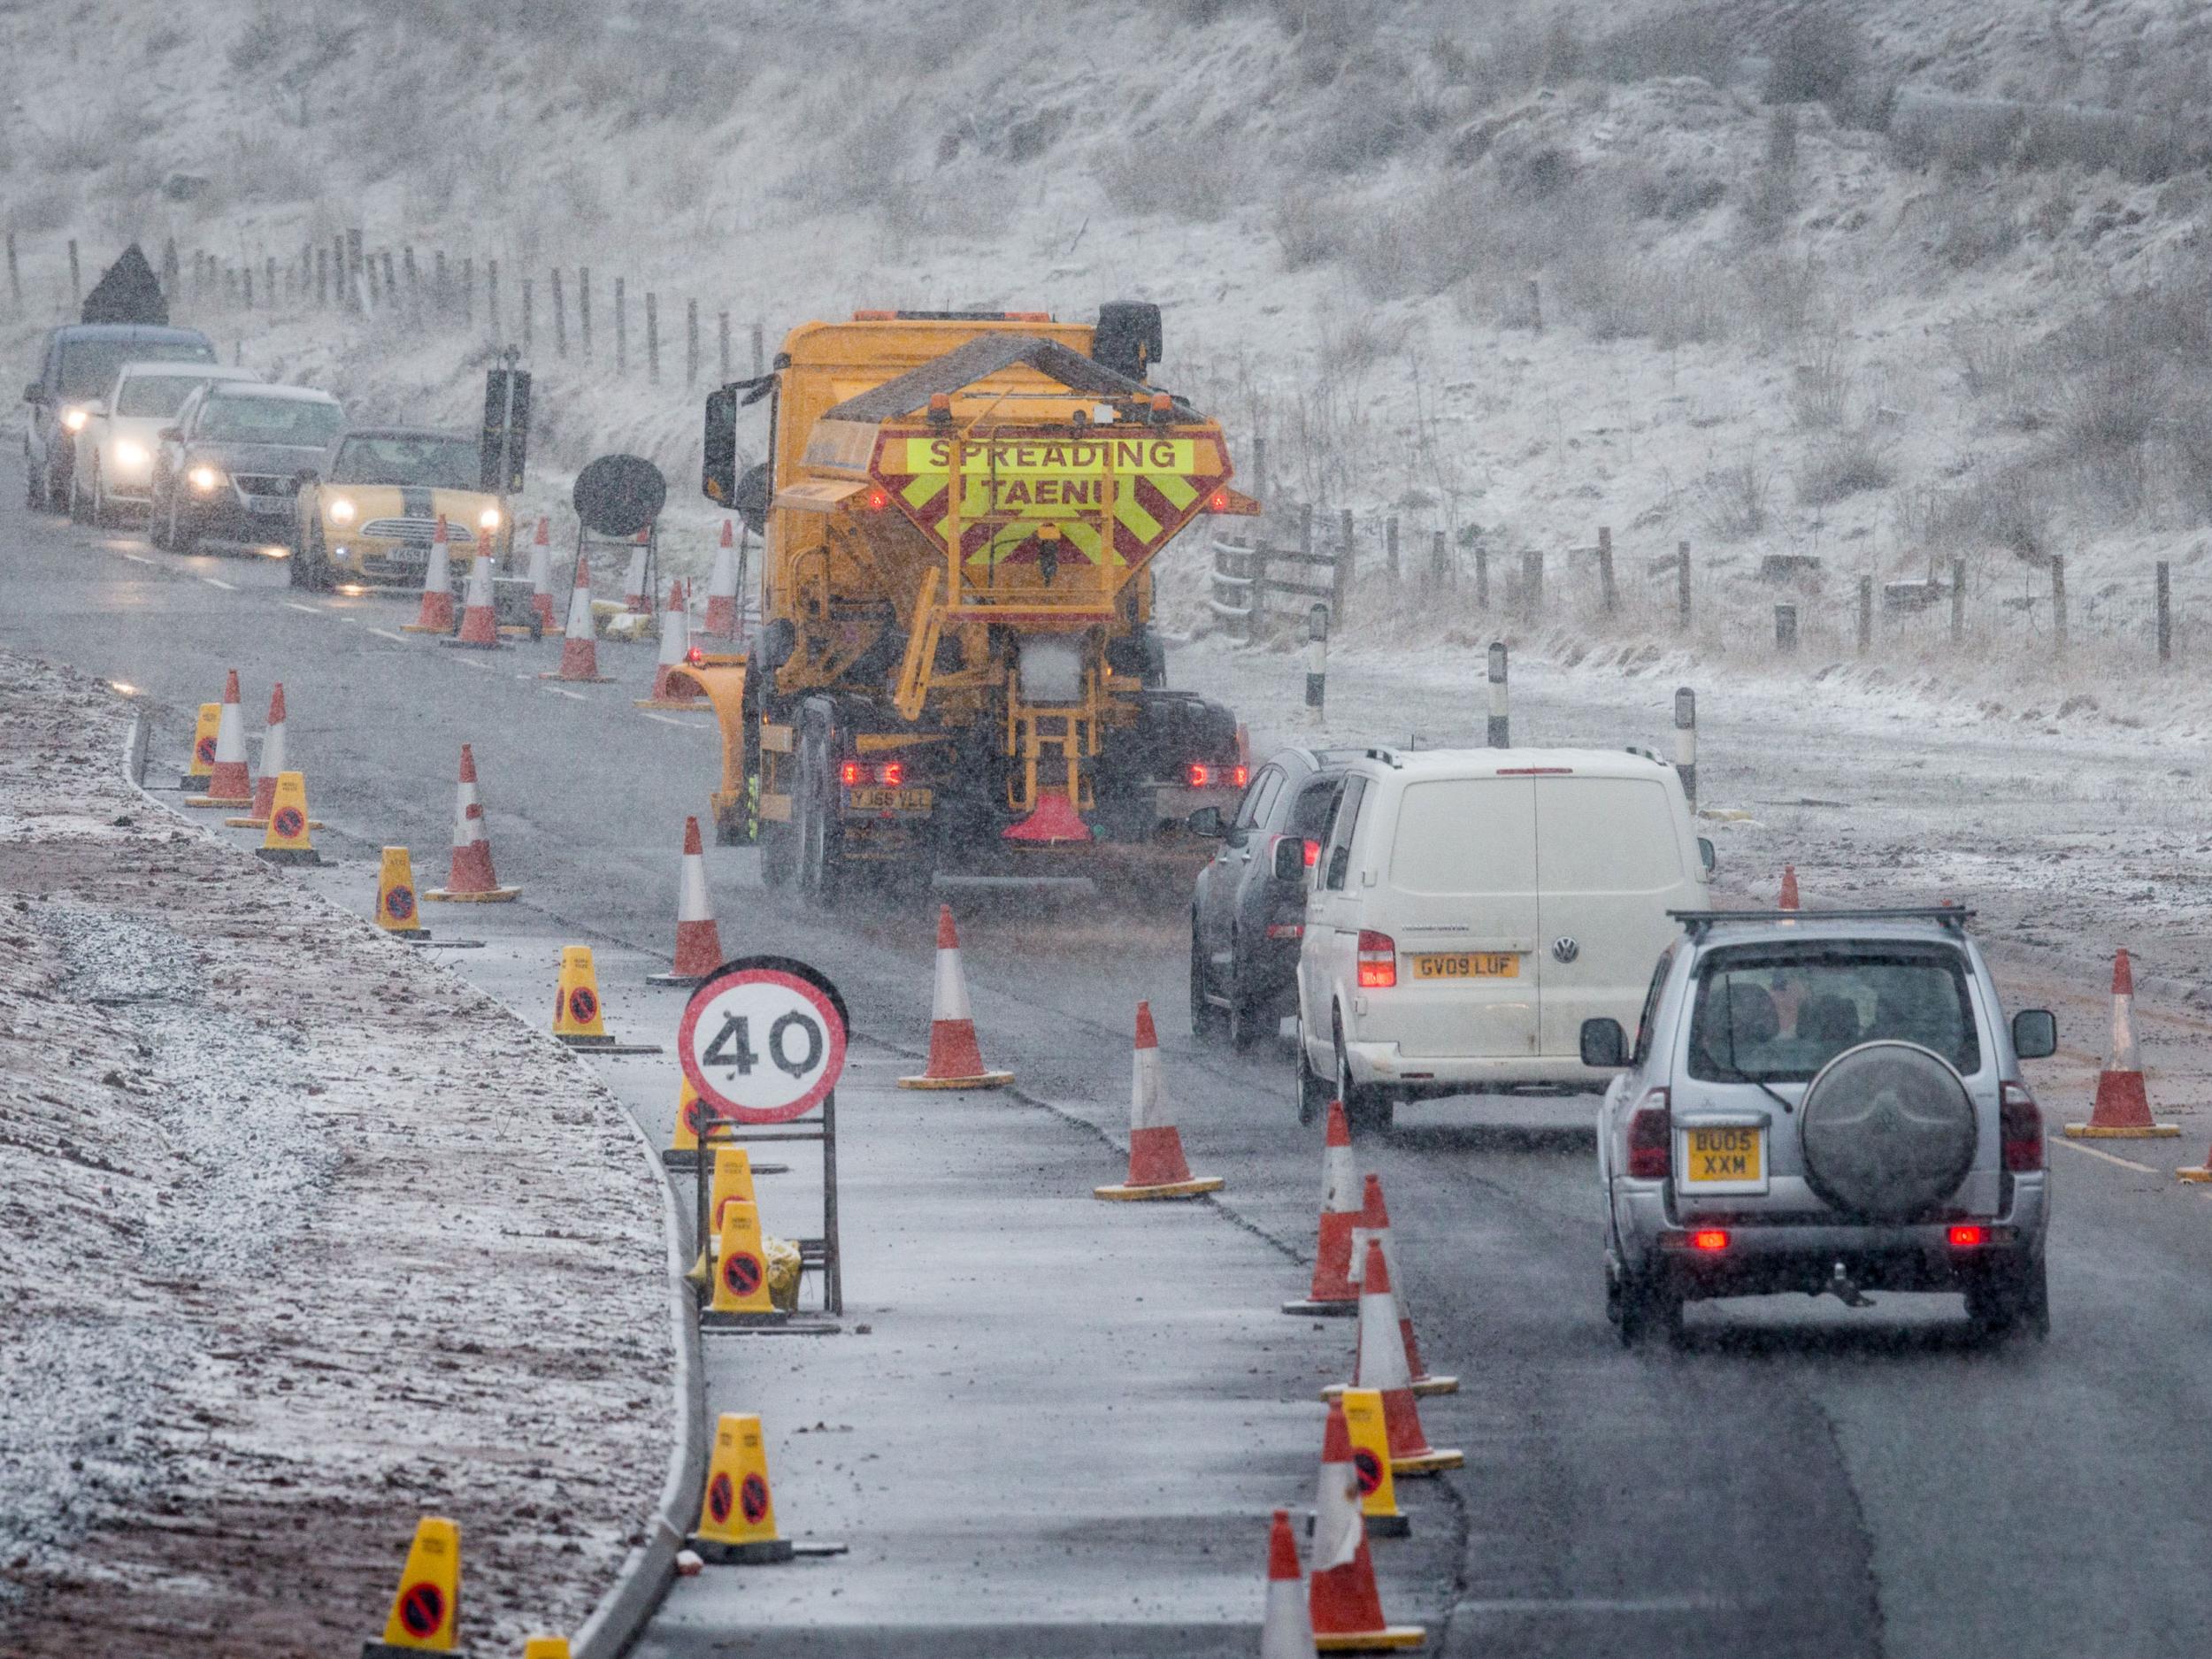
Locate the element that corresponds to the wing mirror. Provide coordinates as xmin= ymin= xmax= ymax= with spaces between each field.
xmin=1580 ymin=1018 xmax=1628 ymax=1068
xmin=1185 ymin=805 xmax=1225 ymax=838
xmin=1698 ymin=836 xmax=1716 ymax=875
xmin=1272 ymin=836 xmax=1314 ymax=881
xmin=2011 ymin=1009 xmax=2058 ymax=1061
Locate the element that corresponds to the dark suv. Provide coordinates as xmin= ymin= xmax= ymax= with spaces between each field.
xmin=1187 ymin=747 xmax=1351 ymax=1051
xmin=22 ymin=323 xmax=215 ymax=510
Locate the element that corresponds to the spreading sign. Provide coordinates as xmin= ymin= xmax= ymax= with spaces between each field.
xmin=679 ymin=956 xmax=849 ymax=1124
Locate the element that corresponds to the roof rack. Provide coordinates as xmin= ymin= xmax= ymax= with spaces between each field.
xmin=1670 ymin=907 xmax=1975 ymax=936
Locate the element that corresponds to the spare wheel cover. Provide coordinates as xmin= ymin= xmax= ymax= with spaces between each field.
xmin=1797 ymin=1041 xmax=1977 ymax=1222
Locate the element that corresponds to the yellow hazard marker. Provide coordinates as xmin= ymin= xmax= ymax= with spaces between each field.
xmin=361 ymin=1515 xmax=461 ymax=1656
xmin=689 ymin=1413 xmax=793 ymax=1563
xmin=703 ymin=1199 xmax=780 ymax=1327
xmin=521 ymin=1639 xmax=571 ymax=1659
xmin=376 ymin=847 xmax=429 ymax=938
xmin=687 ymin=1146 xmax=762 ymax=1282
xmin=1340 ymin=1387 xmax=1411 ymax=1539
xmin=553 ymin=946 xmax=610 ymax=1046
xmin=180 ymin=702 xmax=219 ymax=786
xmin=255 ymin=772 xmax=324 ymax=867
xmin=664 ymin=1075 xmax=711 ymax=1169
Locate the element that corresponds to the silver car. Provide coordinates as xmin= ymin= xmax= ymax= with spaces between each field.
xmin=1586 ymin=907 xmax=2057 ymax=1346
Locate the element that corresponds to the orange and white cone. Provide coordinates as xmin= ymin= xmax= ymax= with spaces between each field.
xmin=423 ymin=743 xmax=520 ymax=902
xmin=1284 ymin=1101 xmax=1362 ymax=1317
xmin=898 ymin=905 xmax=1013 ymax=1089
xmin=224 ymin=682 xmax=319 ymax=830
xmin=187 ymin=669 xmax=252 ymax=807
xmin=1778 ymin=864 xmax=1800 ymax=910
xmin=639 ymin=580 xmax=703 ymax=707
xmin=1357 ymin=1240 xmax=1461 ymax=1477
xmin=623 ymin=531 xmax=650 ymax=613
xmin=1261 ymin=1509 xmax=1317 ymax=1659
xmin=406 ymin=515 xmax=457 ymax=633
xmin=704 ymin=519 xmax=740 ymax=639
xmin=2067 ymin=948 xmax=2177 ymax=1138
xmin=544 ymin=550 xmax=612 ymax=682
xmin=526 ymin=515 xmax=556 ymax=632
xmin=1309 ymin=1401 xmax=1424 ymax=1652
xmin=446 ymin=536 xmax=503 ymax=649
xmin=648 ymin=816 xmax=723 ymax=987
xmin=1094 ymin=1002 xmax=1224 ymax=1200
xmin=1334 ymin=1175 xmax=1455 ymax=1398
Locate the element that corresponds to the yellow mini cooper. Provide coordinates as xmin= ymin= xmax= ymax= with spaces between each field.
xmin=291 ymin=426 xmax=512 ymax=590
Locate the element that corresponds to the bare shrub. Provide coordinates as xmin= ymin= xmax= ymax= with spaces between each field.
xmin=1947 ymin=311 xmax=2019 ymax=397
xmin=1307 ymin=51 xmax=1432 ymax=173
xmin=38 ymin=115 xmax=113 ymax=174
xmin=1763 ymin=9 xmax=1867 ymax=110
xmin=227 ymin=2 xmax=290 ymax=74
xmin=226 ymin=127 xmax=326 ymax=204
xmin=1916 ymin=465 xmax=2055 ymax=561
xmin=1272 ymin=188 xmax=1348 ymax=271
xmin=1790 ymin=338 xmax=1851 ymax=430
xmin=1094 ymin=136 xmax=1233 ymax=220
xmin=1740 ymin=250 xmax=1828 ymax=350
xmin=1694 ymin=452 xmax=1774 ymax=539
xmin=1932 ymin=194 xmax=2022 ymax=270
xmin=1315 ymin=311 xmax=1411 ymax=381
xmin=1797 ymin=428 xmax=1895 ymax=504
xmin=2060 ymin=359 xmax=2165 ymax=456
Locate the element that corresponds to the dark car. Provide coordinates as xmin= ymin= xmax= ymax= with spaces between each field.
xmin=149 ymin=382 xmax=345 ymax=553
xmin=1187 ymin=747 xmax=1353 ymax=1050
xmin=22 ymin=323 xmax=216 ymax=511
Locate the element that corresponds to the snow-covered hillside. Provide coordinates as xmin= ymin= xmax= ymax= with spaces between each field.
xmin=10 ymin=0 xmax=2212 ymax=703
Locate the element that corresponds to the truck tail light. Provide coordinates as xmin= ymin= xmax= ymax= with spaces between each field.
xmin=2000 ymin=1081 xmax=2044 ymax=1173
xmin=1186 ymin=763 xmax=1245 ymax=788
xmin=879 ymin=761 xmax=903 ymax=787
xmin=840 ymin=761 xmax=864 ymax=787
xmin=1356 ymin=930 xmax=1396 ymax=989
xmin=840 ymin=761 xmax=907 ymax=788
xmin=1626 ymin=1088 xmax=1672 ymax=1179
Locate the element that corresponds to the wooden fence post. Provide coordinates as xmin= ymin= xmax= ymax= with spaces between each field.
xmin=718 ymin=311 xmax=731 ymax=380
xmin=348 ymin=230 xmax=364 ymax=311
xmin=1950 ymin=558 xmax=1966 ymax=644
xmin=461 ymin=255 xmax=472 ymax=326
xmin=1521 ymin=549 xmax=1545 ymax=618
xmin=615 ymin=277 xmax=627 ymax=375
xmin=522 ymin=276 xmax=534 ymax=357
xmin=487 ymin=258 xmax=499 ymax=336
xmin=7 ymin=232 xmax=20 ymax=308
xmin=1251 ymin=434 xmax=1267 ymax=507
xmin=1475 ymin=541 xmax=1489 ymax=610
xmin=1335 ymin=508 xmax=1355 ymax=626
xmin=551 ymin=268 xmax=567 ymax=357
xmin=434 ymin=250 xmax=449 ymax=318
xmin=647 ymin=292 xmax=660 ymax=382
xmin=2157 ymin=560 xmax=2172 ymax=664
xmin=68 ymin=239 xmax=81 ymax=308
xmin=265 ymin=256 xmax=276 ymax=312
xmin=1676 ymin=539 xmax=1692 ymax=628
xmin=242 ymin=265 xmax=253 ymax=310
xmin=1856 ymin=574 xmax=1873 ymax=653
xmin=686 ymin=297 xmax=699 ymax=387
xmin=1775 ymin=603 xmax=1798 ymax=650
xmin=2052 ymin=555 xmax=2068 ymax=649
xmin=1385 ymin=516 xmax=1399 ymax=585
xmin=403 ymin=245 xmax=419 ymax=305
xmin=1430 ymin=528 xmax=1448 ymax=589
xmin=580 ymin=268 xmax=593 ymax=360
xmin=380 ymin=249 xmax=396 ymax=303
xmin=315 ymin=246 xmax=327 ymax=307
xmin=330 ymin=235 xmax=346 ymax=308
xmin=1596 ymin=525 xmax=1618 ymax=615
xmin=365 ymin=251 xmax=380 ymax=307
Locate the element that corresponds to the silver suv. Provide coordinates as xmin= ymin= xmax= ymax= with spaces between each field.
xmin=1586 ymin=908 xmax=2057 ymax=1346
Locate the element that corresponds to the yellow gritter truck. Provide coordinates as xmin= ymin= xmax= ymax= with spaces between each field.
xmin=680 ymin=303 xmax=1257 ymax=903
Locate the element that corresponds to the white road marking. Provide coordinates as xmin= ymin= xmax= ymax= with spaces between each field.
xmin=200 ymin=576 xmax=237 ymax=590
xmin=120 ymin=552 xmax=154 ymax=565
xmin=2052 ymin=1138 xmax=2159 ymax=1174
xmin=639 ymin=711 xmax=694 ymax=727
xmin=545 ymin=687 xmax=588 ymax=701
xmin=367 ymin=627 xmax=410 ymax=643
xmin=281 ymin=602 xmax=326 ymax=616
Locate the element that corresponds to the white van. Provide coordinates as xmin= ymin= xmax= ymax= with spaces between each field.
xmin=1290 ymin=747 xmax=1711 ymax=1128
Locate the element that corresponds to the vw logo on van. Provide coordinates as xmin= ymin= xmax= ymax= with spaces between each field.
xmin=1551 ymin=936 xmax=1580 ymax=964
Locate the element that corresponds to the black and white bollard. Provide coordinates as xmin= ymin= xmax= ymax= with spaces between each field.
xmin=1486 ymin=641 xmax=1509 ymax=749
xmin=1305 ymin=603 xmax=1329 ymax=727
xmin=1673 ymin=686 xmax=1697 ymax=812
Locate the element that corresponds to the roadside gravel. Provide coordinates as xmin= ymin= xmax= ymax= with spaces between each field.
xmin=0 ymin=653 xmax=669 ymax=1656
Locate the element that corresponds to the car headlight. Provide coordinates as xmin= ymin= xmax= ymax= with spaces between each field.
xmin=61 ymin=406 xmax=88 ymax=433
xmin=188 ymin=465 xmax=223 ymax=493
xmin=328 ymin=497 xmax=356 ymax=524
xmin=114 ymin=440 xmax=148 ymax=468
xmin=478 ymin=506 xmax=502 ymax=531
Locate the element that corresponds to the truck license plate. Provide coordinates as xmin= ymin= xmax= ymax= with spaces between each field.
xmin=847 ymin=787 xmax=932 ymax=812
xmin=1684 ymin=1126 xmax=1763 ymax=1184
xmin=1410 ymin=953 xmax=1517 ymax=979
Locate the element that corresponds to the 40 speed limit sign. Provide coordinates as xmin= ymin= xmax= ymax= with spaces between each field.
xmin=678 ymin=956 xmax=849 ymax=1124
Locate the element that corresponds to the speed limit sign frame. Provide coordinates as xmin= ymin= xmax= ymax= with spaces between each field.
xmin=680 ymin=956 xmax=850 ymax=1324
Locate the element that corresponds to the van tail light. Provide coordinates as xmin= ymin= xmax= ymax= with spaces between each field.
xmin=2001 ymin=1081 xmax=2044 ymax=1173
xmin=1626 ymin=1088 xmax=1672 ymax=1179
xmin=1356 ymin=930 xmax=1396 ymax=989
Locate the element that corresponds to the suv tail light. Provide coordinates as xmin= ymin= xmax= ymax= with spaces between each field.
xmin=2000 ymin=1080 xmax=2044 ymax=1173
xmin=1626 ymin=1088 xmax=1672 ymax=1180
xmin=1356 ymin=930 xmax=1396 ymax=988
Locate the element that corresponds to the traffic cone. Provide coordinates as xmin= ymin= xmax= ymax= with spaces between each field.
xmin=552 ymin=945 xmax=610 ymax=1046
xmin=704 ymin=518 xmax=741 ymax=638
xmin=1261 ymin=1509 xmax=1317 ymax=1659
xmin=403 ymin=515 xmax=457 ymax=633
xmin=1339 ymin=1388 xmax=1410 ymax=1539
xmin=543 ymin=550 xmax=613 ymax=682
xmin=1309 ymin=1402 xmax=1424 ymax=1652
xmin=682 ymin=1147 xmax=758 ymax=1277
xmin=226 ymin=682 xmax=288 ymax=826
xmin=180 ymin=701 xmax=219 ymax=787
xmin=898 ymin=905 xmax=1013 ymax=1088
xmin=1357 ymin=1240 xmax=1461 ymax=1477
xmin=702 ymin=1198 xmax=790 ymax=1330
xmin=255 ymin=772 xmax=323 ymax=866
xmin=1284 ymin=1102 xmax=1362 ymax=1317
xmin=423 ymin=744 xmax=520 ymax=902
xmin=1339 ymin=1176 xmax=1455 ymax=1397
xmin=2067 ymin=948 xmax=2178 ymax=1138
xmin=647 ymin=816 xmax=722 ymax=987
xmin=688 ymin=1413 xmax=793 ymax=1563
xmin=375 ymin=847 xmax=429 ymax=940
xmin=361 ymin=1515 xmax=460 ymax=1656
xmin=526 ymin=515 xmax=556 ymax=631
xmin=1094 ymin=1001 xmax=1223 ymax=1200
xmin=1778 ymin=864 xmax=1800 ymax=910
xmin=186 ymin=669 xmax=251 ymax=807
xmin=638 ymin=580 xmax=704 ymax=708
xmin=444 ymin=537 xmax=503 ymax=649
xmin=623 ymin=530 xmax=649 ymax=612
